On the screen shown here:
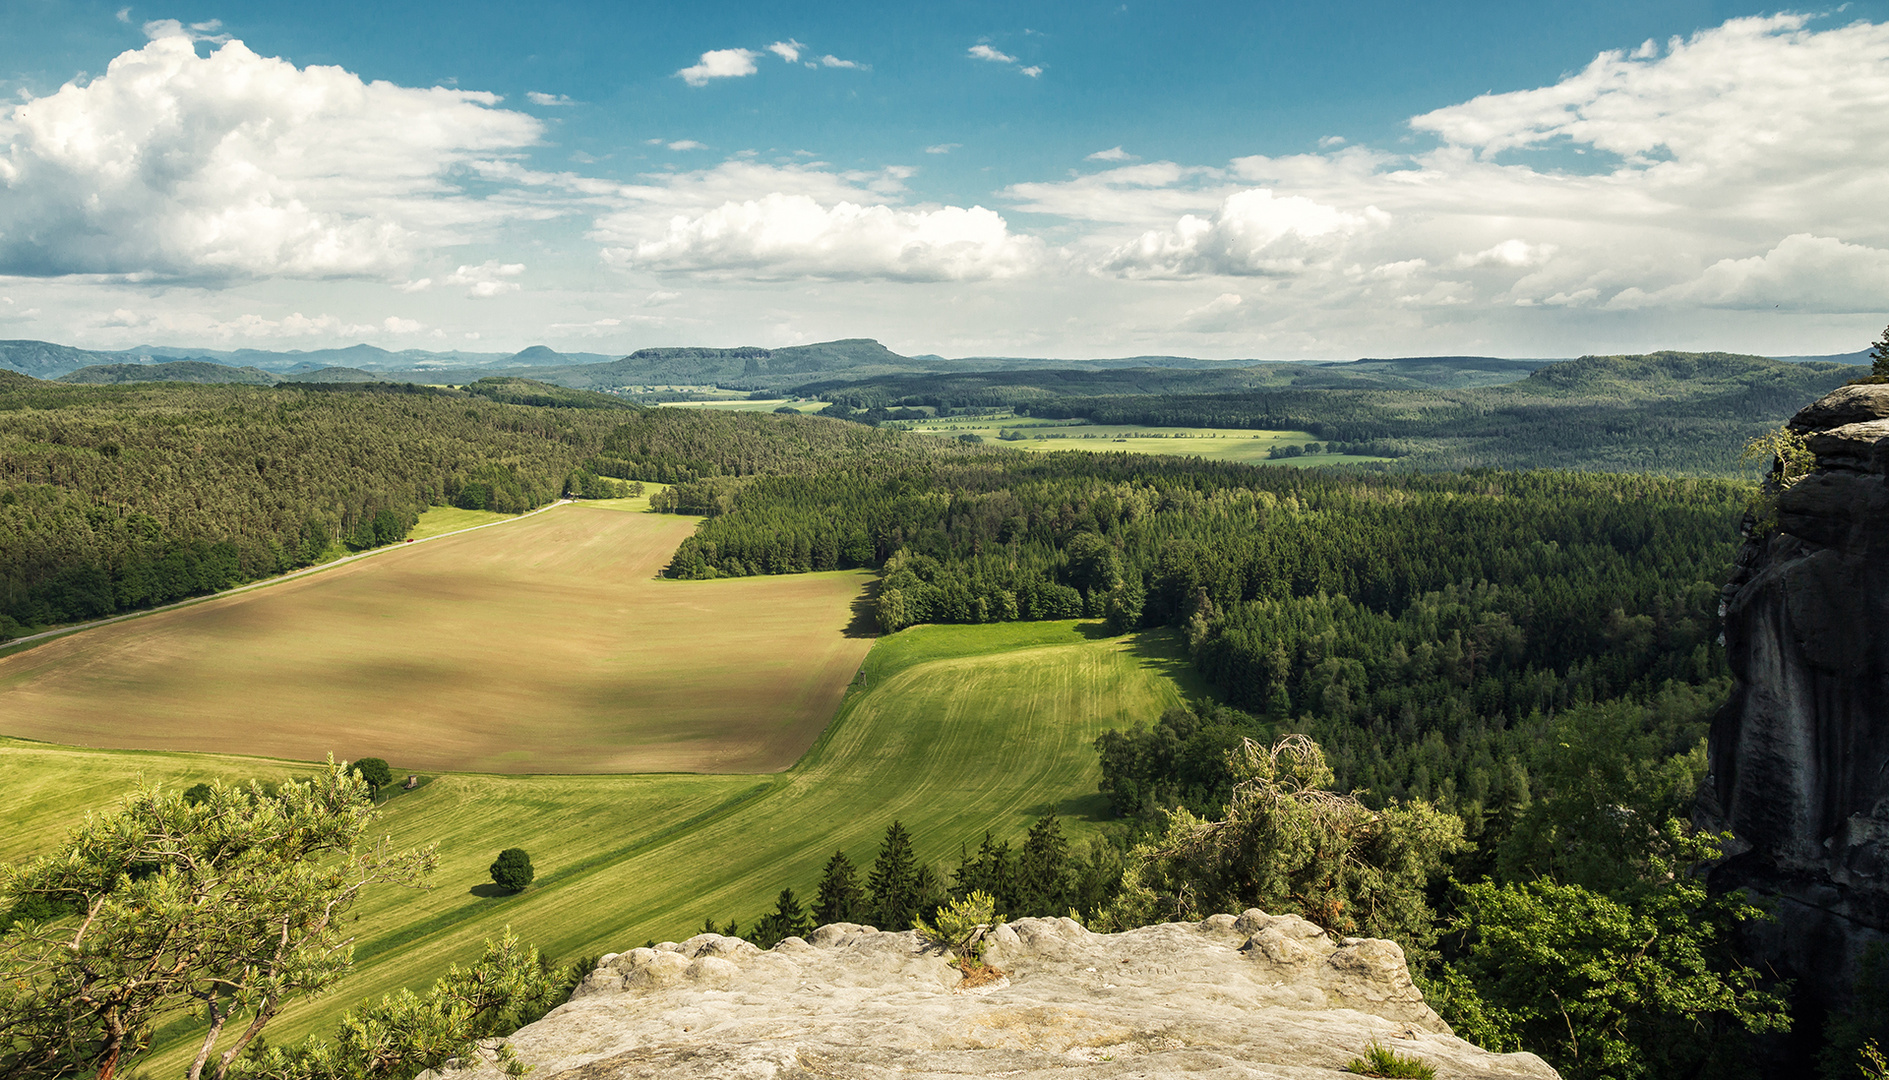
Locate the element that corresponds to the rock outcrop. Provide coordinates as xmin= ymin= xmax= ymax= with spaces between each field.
xmin=1703 ymin=381 xmax=1889 ymax=1019
xmin=461 ymin=913 xmax=1555 ymax=1079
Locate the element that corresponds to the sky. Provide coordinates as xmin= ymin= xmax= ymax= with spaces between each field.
xmin=0 ymin=1 xmax=1886 ymax=359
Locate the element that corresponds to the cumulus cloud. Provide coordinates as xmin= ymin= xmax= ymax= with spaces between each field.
xmin=0 ymin=30 xmax=542 ymax=281
xmin=140 ymin=18 xmax=228 ymax=43
xmin=667 ymin=140 xmax=706 ymax=151
xmin=1101 ymin=189 xmax=1386 ymax=278
xmin=1087 ymin=146 xmax=1136 ymax=162
xmin=609 ymin=194 xmax=1039 ymax=282
xmin=446 ymin=260 xmax=525 ymax=298
xmin=1607 ymin=233 xmax=1889 ymax=313
xmin=819 ymin=55 xmax=866 ymax=70
xmin=968 ymin=44 xmax=1018 ymax=63
xmin=766 ymin=40 xmax=804 ymax=63
xmin=526 ymin=91 xmax=574 ymax=106
xmin=678 ymin=48 xmax=759 ymax=86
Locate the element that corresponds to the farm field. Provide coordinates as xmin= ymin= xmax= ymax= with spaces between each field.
xmin=892 ymin=414 xmax=1390 ymax=465
xmin=0 ymin=502 xmax=874 ymax=774
xmin=3 ymin=619 xmax=1197 ymax=1069
xmin=660 ymin=397 xmax=832 ymax=412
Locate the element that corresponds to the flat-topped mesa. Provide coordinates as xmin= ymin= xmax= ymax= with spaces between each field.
xmin=1704 ymin=381 xmax=1889 ymax=1018
xmin=458 ymin=913 xmax=1557 ymax=1079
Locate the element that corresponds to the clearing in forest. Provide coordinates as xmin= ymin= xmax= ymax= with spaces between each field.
xmin=0 ymin=503 xmax=875 ymax=774
xmin=1 ymin=618 xmax=1194 ymax=1067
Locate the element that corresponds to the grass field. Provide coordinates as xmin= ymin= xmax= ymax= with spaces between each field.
xmin=659 ymin=398 xmax=832 ymax=413
xmin=0 ymin=502 xmax=874 ymax=774
xmin=4 ymin=618 xmax=1197 ymax=1068
xmin=891 ymin=414 xmax=1390 ymax=465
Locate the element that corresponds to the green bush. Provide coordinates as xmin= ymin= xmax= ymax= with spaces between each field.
xmin=490 ymin=848 xmax=535 ymax=893
xmin=914 ymin=890 xmax=1003 ymax=968
xmin=1345 ymin=1041 xmax=1436 ymax=1078
xmin=350 ymin=757 xmax=392 ymax=796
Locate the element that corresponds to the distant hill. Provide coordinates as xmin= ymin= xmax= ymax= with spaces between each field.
xmin=55 ymin=361 xmax=277 ymax=386
xmin=1767 ymin=348 xmax=1872 ymax=365
xmin=275 ymin=366 xmax=379 ymax=383
xmin=0 ymin=340 xmax=123 ymax=379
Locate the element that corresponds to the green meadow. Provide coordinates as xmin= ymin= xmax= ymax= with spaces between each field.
xmin=5 ymin=619 xmax=1195 ymax=1068
xmin=891 ymin=413 xmax=1390 ymax=465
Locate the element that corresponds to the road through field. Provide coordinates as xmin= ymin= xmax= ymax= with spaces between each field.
xmin=0 ymin=504 xmax=876 ymax=773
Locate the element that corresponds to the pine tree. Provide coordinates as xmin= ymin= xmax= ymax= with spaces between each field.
xmin=751 ymin=887 xmax=815 ymax=948
xmin=814 ymin=850 xmax=865 ymax=925
xmin=1873 ymin=324 xmax=1889 ymax=377
xmin=952 ymin=833 xmax=1015 ymax=910
xmin=1016 ymin=813 xmax=1071 ymax=916
xmin=866 ymin=820 xmax=920 ymax=929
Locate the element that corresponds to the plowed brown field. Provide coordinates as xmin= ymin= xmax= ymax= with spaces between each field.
xmin=0 ymin=504 xmax=875 ymax=773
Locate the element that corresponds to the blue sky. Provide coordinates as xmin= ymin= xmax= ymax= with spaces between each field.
xmin=0 ymin=1 xmax=1885 ymax=358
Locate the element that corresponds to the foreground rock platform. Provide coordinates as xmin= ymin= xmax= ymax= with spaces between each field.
xmin=463 ymin=912 xmax=1557 ymax=1079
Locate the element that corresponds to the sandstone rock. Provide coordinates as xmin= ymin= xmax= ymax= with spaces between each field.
xmin=459 ymin=914 xmax=1557 ymax=1079
xmin=1705 ymin=380 xmax=1889 ymax=1023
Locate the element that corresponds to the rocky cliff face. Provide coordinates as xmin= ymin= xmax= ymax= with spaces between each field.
xmin=460 ymin=913 xmax=1555 ymax=1079
xmin=1703 ymin=382 xmax=1889 ymax=1018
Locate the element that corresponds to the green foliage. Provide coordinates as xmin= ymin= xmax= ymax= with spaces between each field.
xmin=750 ymin=888 xmax=815 ymax=948
xmin=350 ymin=758 xmax=393 ymax=796
xmin=813 ymin=850 xmax=866 ymax=925
xmin=0 ymin=763 xmax=437 ymax=1080
xmin=488 ymin=849 xmax=534 ymax=894
xmin=0 ymin=381 xmax=630 ymax=628
xmin=1871 ymin=325 xmax=1889 ymax=378
xmin=231 ymin=930 xmax=568 ymax=1080
xmin=1097 ymin=735 xmax=1464 ymax=957
xmin=462 ymin=377 xmax=636 ymax=410
xmin=867 ymin=821 xmax=921 ymax=929
xmin=1739 ymin=425 xmax=1815 ymax=531
xmin=1820 ymin=945 xmax=1889 ymax=1078
xmin=1345 ymin=1041 xmax=1437 ymax=1078
xmin=1437 ymin=830 xmax=1790 ymax=1080
xmin=914 ymin=890 xmax=1004 ymax=967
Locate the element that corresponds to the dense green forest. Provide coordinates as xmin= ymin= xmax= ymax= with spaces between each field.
xmin=800 ymin=352 xmax=1859 ymax=475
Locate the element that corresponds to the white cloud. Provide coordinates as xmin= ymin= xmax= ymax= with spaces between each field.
xmin=819 ymin=55 xmax=867 ymax=70
xmin=766 ymin=40 xmax=804 ymax=63
xmin=1087 ymin=146 xmax=1136 ymax=162
xmin=667 ymin=140 xmax=706 ymax=151
xmin=382 ymin=315 xmax=424 ymax=333
xmin=1020 ymin=66 xmax=1043 ymax=78
xmin=1607 ymin=233 xmax=1889 ymax=313
xmin=677 ymin=48 xmax=759 ymax=87
xmin=526 ymin=91 xmax=574 ymax=106
xmin=925 ymin=143 xmax=961 ymax=155
xmin=1452 ymin=240 xmax=1556 ymax=269
xmin=141 ymin=18 xmax=229 ymax=43
xmin=968 ymin=44 xmax=1018 ymax=63
xmin=1101 ymin=189 xmax=1386 ymax=277
xmin=0 ymin=31 xmax=542 ymax=281
xmin=447 ymin=260 xmax=525 ymax=298
xmin=598 ymin=174 xmax=1041 ymax=282
xmin=396 ymin=278 xmax=433 ymax=293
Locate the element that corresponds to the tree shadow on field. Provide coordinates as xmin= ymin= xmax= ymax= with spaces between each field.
xmin=468 ymin=883 xmax=516 ymax=899
xmin=1124 ymin=627 xmax=1210 ymax=701
xmin=1032 ymin=790 xmax=1114 ymax=824
xmin=844 ymin=579 xmax=881 ymax=639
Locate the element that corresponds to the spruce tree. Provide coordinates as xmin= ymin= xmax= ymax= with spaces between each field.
xmin=952 ymin=833 xmax=1015 ymax=910
xmin=866 ymin=820 xmax=919 ymax=929
xmin=752 ymin=887 xmax=814 ymax=948
xmin=1016 ymin=813 xmax=1071 ymax=915
xmin=1874 ymin=324 xmax=1889 ymax=377
xmin=814 ymin=850 xmax=865 ymax=925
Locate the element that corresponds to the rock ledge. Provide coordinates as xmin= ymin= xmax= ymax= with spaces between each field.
xmin=463 ymin=912 xmax=1556 ymax=1079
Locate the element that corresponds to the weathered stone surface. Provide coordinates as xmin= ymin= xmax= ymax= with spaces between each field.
xmin=1703 ymin=380 xmax=1889 ymax=1021
xmin=460 ymin=914 xmax=1556 ymax=1079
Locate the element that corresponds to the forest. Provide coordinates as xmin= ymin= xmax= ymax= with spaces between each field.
xmin=798 ymin=352 xmax=1860 ymax=475
xmin=0 ymin=362 xmax=1856 ymax=1077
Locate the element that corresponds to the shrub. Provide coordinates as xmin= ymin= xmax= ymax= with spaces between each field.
xmin=490 ymin=848 xmax=535 ymax=893
xmin=914 ymin=890 xmax=1003 ymax=968
xmin=350 ymin=757 xmax=392 ymax=795
xmin=1345 ymin=1041 xmax=1436 ymax=1079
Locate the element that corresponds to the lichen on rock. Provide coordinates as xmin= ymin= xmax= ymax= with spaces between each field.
xmin=458 ymin=913 xmax=1557 ymax=1078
